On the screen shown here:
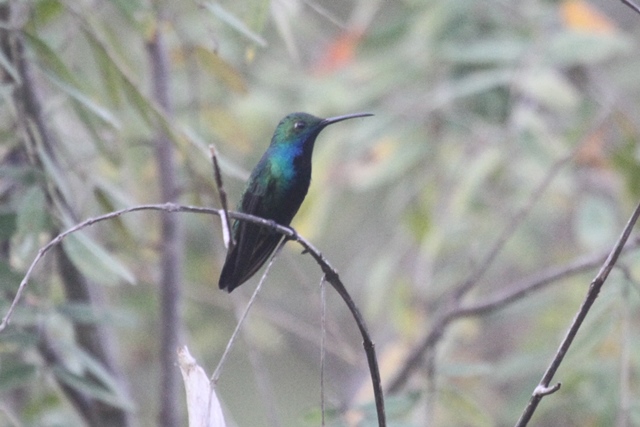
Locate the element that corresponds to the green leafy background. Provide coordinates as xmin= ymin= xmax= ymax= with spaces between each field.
xmin=2 ymin=0 xmax=640 ymax=426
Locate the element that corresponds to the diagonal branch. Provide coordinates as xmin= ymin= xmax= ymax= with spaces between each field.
xmin=386 ymin=235 xmax=640 ymax=393
xmin=514 ymin=200 xmax=640 ymax=426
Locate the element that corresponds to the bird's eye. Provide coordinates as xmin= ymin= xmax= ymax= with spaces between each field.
xmin=293 ymin=121 xmax=306 ymax=130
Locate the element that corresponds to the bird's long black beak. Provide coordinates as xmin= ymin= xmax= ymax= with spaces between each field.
xmin=321 ymin=112 xmax=374 ymax=127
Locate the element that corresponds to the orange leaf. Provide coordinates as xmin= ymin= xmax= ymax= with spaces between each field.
xmin=312 ymin=30 xmax=364 ymax=75
xmin=561 ymin=0 xmax=616 ymax=34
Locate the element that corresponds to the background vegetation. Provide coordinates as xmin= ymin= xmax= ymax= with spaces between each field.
xmin=1 ymin=0 xmax=640 ymax=426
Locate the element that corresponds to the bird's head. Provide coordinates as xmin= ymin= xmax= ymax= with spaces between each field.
xmin=270 ymin=112 xmax=373 ymax=148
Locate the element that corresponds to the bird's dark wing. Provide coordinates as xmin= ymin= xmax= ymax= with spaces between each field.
xmin=218 ymin=171 xmax=283 ymax=292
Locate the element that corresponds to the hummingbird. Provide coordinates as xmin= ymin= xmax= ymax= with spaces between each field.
xmin=218 ymin=111 xmax=373 ymax=292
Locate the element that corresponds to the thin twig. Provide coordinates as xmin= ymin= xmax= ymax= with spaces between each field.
xmin=211 ymin=237 xmax=286 ymax=384
xmin=514 ymin=200 xmax=640 ymax=427
xmin=210 ymin=145 xmax=234 ymax=250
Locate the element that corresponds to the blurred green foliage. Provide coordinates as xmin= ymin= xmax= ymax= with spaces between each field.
xmin=2 ymin=0 xmax=640 ymax=426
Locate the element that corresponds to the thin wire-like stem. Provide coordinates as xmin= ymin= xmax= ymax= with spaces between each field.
xmin=514 ymin=200 xmax=640 ymax=427
xmin=319 ymin=275 xmax=327 ymax=427
xmin=211 ymin=237 xmax=286 ymax=384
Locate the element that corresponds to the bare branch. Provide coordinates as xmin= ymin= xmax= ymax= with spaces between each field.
xmin=387 ymin=235 xmax=640 ymax=393
xmin=1 ymin=203 xmax=387 ymax=427
xmin=514 ymin=200 xmax=640 ymax=427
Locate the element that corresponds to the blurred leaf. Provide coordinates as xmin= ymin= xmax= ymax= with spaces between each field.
xmin=62 ymin=231 xmax=136 ymax=286
xmin=0 ymin=211 xmax=17 ymax=240
xmin=440 ymin=361 xmax=494 ymax=378
xmin=34 ymin=142 xmax=74 ymax=204
xmin=440 ymin=384 xmax=494 ymax=427
xmin=110 ymin=0 xmax=144 ymax=25
xmin=0 ymin=363 xmax=37 ymax=392
xmin=347 ymin=135 xmax=426 ymax=191
xmin=52 ymin=366 xmax=134 ymax=411
xmin=574 ymin=195 xmax=618 ymax=251
xmin=16 ymin=186 xmax=47 ymax=236
xmin=441 ymin=38 xmax=526 ymax=64
xmin=193 ymin=45 xmax=248 ymax=94
xmin=546 ymin=31 xmax=632 ymax=66
xmin=43 ymin=72 xmax=121 ymax=129
xmin=0 ymin=164 xmax=40 ymax=185
xmin=91 ymin=35 xmax=125 ymax=107
xmin=611 ymin=138 xmax=640 ymax=199
xmin=80 ymin=24 xmax=193 ymax=155
xmin=313 ymin=31 xmax=364 ymax=75
xmin=365 ymin=250 xmax=402 ymax=318
xmin=359 ymin=390 xmax=420 ymax=420
xmin=204 ymin=2 xmax=267 ymax=47
xmin=75 ymin=345 xmax=134 ymax=409
xmin=560 ymin=0 xmax=616 ymax=34
xmin=24 ymin=31 xmax=80 ymax=87
xmin=56 ymin=302 xmax=106 ymax=324
xmin=33 ymin=0 xmax=64 ymax=26
xmin=303 ymin=406 xmax=343 ymax=426
xmin=517 ymin=68 xmax=579 ymax=110
xmin=431 ymin=68 xmax=513 ymax=108
xmin=0 ymin=259 xmax=22 ymax=293
xmin=270 ymin=0 xmax=300 ymax=60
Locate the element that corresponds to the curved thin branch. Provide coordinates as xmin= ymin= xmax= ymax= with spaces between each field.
xmin=0 ymin=202 xmax=387 ymax=427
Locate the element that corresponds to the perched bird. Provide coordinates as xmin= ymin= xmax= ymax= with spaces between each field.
xmin=219 ymin=112 xmax=372 ymax=292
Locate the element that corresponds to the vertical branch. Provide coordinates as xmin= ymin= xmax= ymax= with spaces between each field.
xmin=147 ymin=16 xmax=184 ymax=427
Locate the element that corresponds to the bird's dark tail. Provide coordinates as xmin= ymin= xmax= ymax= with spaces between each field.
xmin=218 ymin=229 xmax=282 ymax=293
